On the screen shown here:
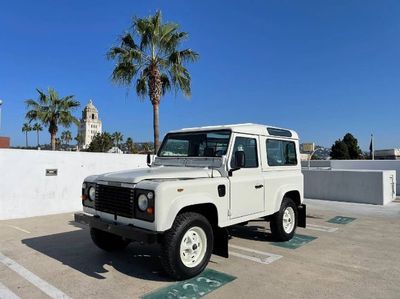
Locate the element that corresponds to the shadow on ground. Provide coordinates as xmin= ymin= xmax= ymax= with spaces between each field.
xmin=21 ymin=223 xmax=171 ymax=282
xmin=228 ymin=224 xmax=274 ymax=242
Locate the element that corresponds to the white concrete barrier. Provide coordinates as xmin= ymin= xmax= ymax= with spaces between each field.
xmin=302 ymin=160 xmax=400 ymax=195
xmin=303 ymin=169 xmax=397 ymax=205
xmin=0 ymin=149 xmax=148 ymax=220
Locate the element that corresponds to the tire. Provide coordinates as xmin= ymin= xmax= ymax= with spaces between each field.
xmin=90 ymin=227 xmax=130 ymax=251
xmin=160 ymin=212 xmax=214 ymax=280
xmin=270 ymin=197 xmax=297 ymax=241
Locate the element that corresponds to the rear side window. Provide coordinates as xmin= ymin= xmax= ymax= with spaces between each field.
xmin=230 ymin=137 xmax=258 ymax=168
xmin=266 ymin=139 xmax=297 ymax=166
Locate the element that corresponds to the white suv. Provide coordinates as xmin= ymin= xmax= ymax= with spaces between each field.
xmin=75 ymin=123 xmax=305 ymax=280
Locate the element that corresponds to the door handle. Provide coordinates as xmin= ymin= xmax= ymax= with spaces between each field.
xmin=255 ymin=184 xmax=264 ymax=189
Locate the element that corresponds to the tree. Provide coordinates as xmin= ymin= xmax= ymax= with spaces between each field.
xmin=75 ymin=133 xmax=83 ymax=148
xmin=343 ymin=133 xmax=362 ymax=159
xmin=22 ymin=123 xmax=32 ymax=148
xmin=107 ymin=10 xmax=198 ymax=153
xmin=111 ymin=131 xmax=124 ymax=147
xmin=125 ymin=137 xmax=136 ymax=154
xmin=25 ymin=88 xmax=80 ymax=150
xmin=61 ymin=130 xmax=72 ymax=146
xmin=87 ymin=132 xmax=113 ymax=152
xmin=330 ymin=139 xmax=350 ymax=160
xmin=32 ymin=123 xmax=43 ymax=147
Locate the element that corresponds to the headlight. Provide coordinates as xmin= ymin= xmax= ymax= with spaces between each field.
xmin=88 ymin=186 xmax=96 ymax=201
xmin=138 ymin=194 xmax=148 ymax=211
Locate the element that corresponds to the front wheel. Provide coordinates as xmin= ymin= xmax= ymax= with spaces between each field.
xmin=270 ymin=197 xmax=298 ymax=241
xmin=160 ymin=212 xmax=213 ymax=280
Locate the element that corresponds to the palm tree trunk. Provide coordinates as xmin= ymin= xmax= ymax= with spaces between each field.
xmin=51 ymin=133 xmax=56 ymax=151
xmin=37 ymin=131 xmax=39 ymax=147
xmin=25 ymin=132 xmax=28 ymax=148
xmin=153 ymin=103 xmax=160 ymax=154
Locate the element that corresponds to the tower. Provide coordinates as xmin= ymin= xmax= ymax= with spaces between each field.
xmin=79 ymin=100 xmax=102 ymax=149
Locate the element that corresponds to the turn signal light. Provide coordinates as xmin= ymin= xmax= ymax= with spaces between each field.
xmin=146 ymin=207 xmax=154 ymax=215
xmin=81 ymin=195 xmax=88 ymax=201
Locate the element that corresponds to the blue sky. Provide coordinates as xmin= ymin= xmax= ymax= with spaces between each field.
xmin=1 ymin=0 xmax=399 ymax=150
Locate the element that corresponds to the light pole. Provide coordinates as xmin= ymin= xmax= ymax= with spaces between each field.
xmin=0 ymin=99 xmax=3 ymax=132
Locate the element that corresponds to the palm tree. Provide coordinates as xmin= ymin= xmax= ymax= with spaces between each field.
xmin=107 ymin=11 xmax=198 ymax=153
xmin=61 ymin=130 xmax=72 ymax=147
xmin=22 ymin=123 xmax=32 ymax=148
xmin=75 ymin=133 xmax=83 ymax=149
xmin=126 ymin=137 xmax=136 ymax=154
xmin=25 ymin=88 xmax=80 ymax=150
xmin=32 ymin=123 xmax=43 ymax=147
xmin=112 ymin=132 xmax=124 ymax=147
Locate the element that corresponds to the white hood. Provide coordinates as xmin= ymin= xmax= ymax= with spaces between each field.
xmin=96 ymin=166 xmax=220 ymax=184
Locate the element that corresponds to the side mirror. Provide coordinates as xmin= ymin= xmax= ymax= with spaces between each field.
xmin=147 ymin=153 xmax=151 ymax=167
xmin=235 ymin=151 xmax=245 ymax=168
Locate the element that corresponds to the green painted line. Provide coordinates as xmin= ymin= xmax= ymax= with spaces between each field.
xmin=271 ymin=234 xmax=317 ymax=249
xmin=327 ymin=216 xmax=356 ymax=225
xmin=141 ymin=269 xmax=236 ymax=299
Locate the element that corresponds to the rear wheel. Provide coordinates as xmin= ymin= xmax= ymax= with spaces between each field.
xmin=90 ymin=228 xmax=130 ymax=251
xmin=160 ymin=212 xmax=213 ymax=280
xmin=270 ymin=197 xmax=297 ymax=241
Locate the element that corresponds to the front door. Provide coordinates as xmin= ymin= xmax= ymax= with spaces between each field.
xmin=229 ymin=134 xmax=264 ymax=218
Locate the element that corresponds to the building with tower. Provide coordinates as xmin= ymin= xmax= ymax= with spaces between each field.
xmin=78 ymin=100 xmax=102 ymax=149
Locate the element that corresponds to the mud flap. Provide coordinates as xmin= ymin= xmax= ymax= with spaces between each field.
xmin=213 ymin=227 xmax=229 ymax=258
xmin=298 ymin=204 xmax=306 ymax=228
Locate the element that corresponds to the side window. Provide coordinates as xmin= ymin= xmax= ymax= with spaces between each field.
xmin=266 ymin=139 xmax=297 ymax=166
xmin=230 ymin=137 xmax=258 ymax=168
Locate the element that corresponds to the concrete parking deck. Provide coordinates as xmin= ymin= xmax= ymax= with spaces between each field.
xmin=1 ymin=199 xmax=400 ymax=299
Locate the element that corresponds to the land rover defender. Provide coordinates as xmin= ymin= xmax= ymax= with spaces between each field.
xmin=75 ymin=123 xmax=305 ymax=280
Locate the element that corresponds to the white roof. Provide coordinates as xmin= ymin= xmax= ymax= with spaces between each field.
xmin=170 ymin=123 xmax=299 ymax=139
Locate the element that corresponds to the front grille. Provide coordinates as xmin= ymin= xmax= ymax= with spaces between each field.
xmin=95 ymin=184 xmax=135 ymax=218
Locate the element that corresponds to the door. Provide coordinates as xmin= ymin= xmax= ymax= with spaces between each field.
xmin=229 ymin=134 xmax=264 ymax=218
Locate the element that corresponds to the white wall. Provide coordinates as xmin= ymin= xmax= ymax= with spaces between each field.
xmin=302 ymin=160 xmax=400 ymax=195
xmin=303 ymin=169 xmax=396 ymax=205
xmin=0 ymin=149 xmax=148 ymax=220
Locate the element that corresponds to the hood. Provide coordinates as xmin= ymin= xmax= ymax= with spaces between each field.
xmin=96 ymin=166 xmax=220 ymax=184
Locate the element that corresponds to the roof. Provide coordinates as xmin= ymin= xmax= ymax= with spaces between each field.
xmin=169 ymin=123 xmax=299 ymax=139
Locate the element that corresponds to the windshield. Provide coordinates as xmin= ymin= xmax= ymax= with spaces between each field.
xmin=159 ymin=130 xmax=231 ymax=157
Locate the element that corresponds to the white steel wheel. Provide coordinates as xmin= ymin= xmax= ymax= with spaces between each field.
xmin=282 ymin=206 xmax=295 ymax=234
xmin=179 ymin=226 xmax=207 ymax=268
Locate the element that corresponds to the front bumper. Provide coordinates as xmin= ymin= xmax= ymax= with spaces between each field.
xmin=74 ymin=212 xmax=159 ymax=244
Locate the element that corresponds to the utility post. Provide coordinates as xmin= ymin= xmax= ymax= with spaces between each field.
xmin=0 ymin=99 xmax=3 ymax=131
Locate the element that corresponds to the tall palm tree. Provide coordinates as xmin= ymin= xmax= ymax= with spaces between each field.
xmin=112 ymin=132 xmax=124 ymax=147
xmin=126 ymin=137 xmax=136 ymax=154
xmin=107 ymin=11 xmax=198 ymax=153
xmin=22 ymin=123 xmax=32 ymax=148
xmin=61 ymin=130 xmax=72 ymax=146
xmin=25 ymin=88 xmax=80 ymax=150
xmin=32 ymin=123 xmax=43 ymax=147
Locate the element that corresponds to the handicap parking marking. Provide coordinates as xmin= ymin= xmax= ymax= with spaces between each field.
xmin=0 ymin=282 xmax=21 ymax=299
xmin=306 ymin=223 xmax=338 ymax=233
xmin=327 ymin=216 xmax=356 ymax=225
xmin=0 ymin=252 xmax=71 ymax=299
xmin=141 ymin=268 xmax=236 ymax=299
xmin=271 ymin=234 xmax=317 ymax=250
xmin=229 ymin=244 xmax=283 ymax=265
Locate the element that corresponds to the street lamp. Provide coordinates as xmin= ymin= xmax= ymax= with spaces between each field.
xmin=0 ymin=99 xmax=3 ymax=131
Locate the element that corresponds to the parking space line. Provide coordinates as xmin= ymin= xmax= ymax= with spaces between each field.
xmin=306 ymin=223 xmax=338 ymax=233
xmin=0 ymin=282 xmax=21 ymax=299
xmin=5 ymin=225 xmax=31 ymax=234
xmin=229 ymin=244 xmax=283 ymax=264
xmin=0 ymin=252 xmax=71 ymax=299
